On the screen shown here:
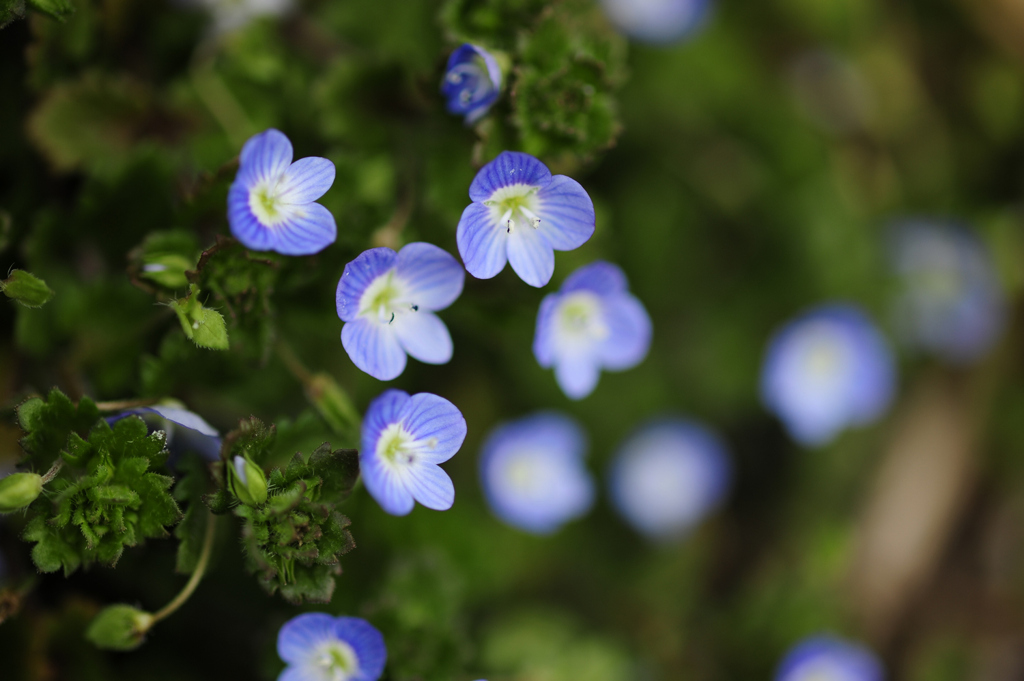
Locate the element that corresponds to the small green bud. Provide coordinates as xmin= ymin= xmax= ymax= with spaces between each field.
xmin=0 ymin=270 xmax=54 ymax=308
xmin=0 ymin=472 xmax=43 ymax=513
xmin=140 ymin=253 xmax=193 ymax=289
xmin=228 ymin=455 xmax=268 ymax=506
xmin=86 ymin=605 xmax=153 ymax=651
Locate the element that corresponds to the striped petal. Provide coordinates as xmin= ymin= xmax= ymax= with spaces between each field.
xmin=277 ymin=613 xmax=337 ymax=665
xmin=507 ymin=223 xmax=555 ymax=288
xmin=469 ymin=151 xmax=551 ymax=202
xmin=555 ymin=355 xmax=601 ymax=400
xmin=341 ymin=318 xmax=406 ymax=380
xmin=599 ymin=294 xmax=653 ymax=370
xmin=457 ymin=202 xmax=509 ymax=280
xmin=361 ymin=454 xmax=415 ymax=516
xmin=401 ymin=392 xmax=467 ymax=464
xmin=277 ymin=157 xmax=336 ymax=205
xmin=268 ymin=202 xmax=337 ymax=256
xmin=336 ymin=248 xmax=398 ymax=322
xmin=395 ymin=242 xmax=464 ymax=311
xmin=238 ymin=128 xmax=292 ymax=187
xmin=561 ymin=260 xmax=629 ymax=296
xmin=227 ymin=182 xmax=275 ymax=251
xmin=392 ymin=311 xmax=453 ymax=365
xmin=398 ymin=461 xmax=455 ymax=511
xmin=536 ymin=175 xmax=595 ymax=251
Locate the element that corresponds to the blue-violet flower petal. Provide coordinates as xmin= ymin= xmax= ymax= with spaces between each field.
xmin=479 ymin=412 xmax=594 ymax=534
xmin=775 ymin=635 xmax=884 ymax=681
xmin=457 ymin=151 xmax=595 ymax=288
xmin=337 ymin=243 xmax=464 ymax=380
xmin=360 ymin=390 xmax=467 ymax=516
xmin=441 ymin=44 xmax=502 ymax=124
xmin=228 ymin=129 xmax=337 ymax=256
xmin=277 ymin=612 xmax=387 ymax=681
xmin=533 ymin=260 xmax=652 ymax=399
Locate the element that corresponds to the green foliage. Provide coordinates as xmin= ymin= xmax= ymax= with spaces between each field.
xmin=510 ymin=0 xmax=627 ymax=165
xmin=206 ymin=418 xmax=359 ymax=603
xmin=85 ymin=605 xmax=153 ymax=652
xmin=172 ymin=453 xmax=212 ymax=574
xmin=22 ymin=413 xmax=181 ymax=574
xmin=28 ymin=0 xmax=74 ymax=21
xmin=17 ymin=389 xmax=100 ymax=470
xmin=1 ymin=0 xmax=26 ymax=28
xmin=170 ymin=285 xmax=230 ymax=351
xmin=185 ymin=237 xmax=279 ymax=361
xmin=1 ymin=270 xmax=55 ymax=308
xmin=129 ymin=231 xmax=202 ymax=293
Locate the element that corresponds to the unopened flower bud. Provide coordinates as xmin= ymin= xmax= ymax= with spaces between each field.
xmin=228 ymin=455 xmax=267 ymax=506
xmin=86 ymin=605 xmax=154 ymax=651
xmin=0 ymin=472 xmax=43 ymax=513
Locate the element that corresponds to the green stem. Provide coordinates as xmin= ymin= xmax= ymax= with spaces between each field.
xmin=40 ymin=459 xmax=63 ymax=485
xmin=150 ymin=513 xmax=216 ymax=625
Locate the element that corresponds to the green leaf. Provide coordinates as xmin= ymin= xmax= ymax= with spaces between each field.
xmin=1 ymin=270 xmax=55 ymax=308
xmin=171 ymin=285 xmax=230 ymax=351
xmin=23 ymin=516 xmax=80 ymax=575
xmin=85 ymin=605 xmax=153 ymax=651
xmin=27 ymin=0 xmax=73 ymax=21
xmin=1 ymin=1 xmax=26 ymax=29
xmin=17 ymin=389 xmax=100 ymax=470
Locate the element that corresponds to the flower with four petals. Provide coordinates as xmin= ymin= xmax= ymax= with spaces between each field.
xmin=760 ymin=304 xmax=896 ymax=447
xmin=533 ymin=261 xmax=652 ymax=399
xmin=441 ymin=44 xmax=503 ymax=124
xmin=360 ymin=390 xmax=467 ymax=516
xmin=479 ymin=412 xmax=595 ymax=534
xmin=336 ymin=243 xmax=464 ymax=381
xmin=457 ymin=151 xmax=595 ymax=288
xmin=228 ymin=128 xmax=337 ymax=256
xmin=277 ymin=613 xmax=386 ymax=681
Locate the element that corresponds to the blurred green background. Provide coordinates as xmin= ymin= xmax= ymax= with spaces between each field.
xmin=1 ymin=0 xmax=1024 ymax=679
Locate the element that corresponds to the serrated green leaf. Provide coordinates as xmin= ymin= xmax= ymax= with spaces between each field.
xmin=24 ymin=516 xmax=80 ymax=575
xmin=1 ymin=269 xmax=55 ymax=308
xmin=17 ymin=389 xmax=100 ymax=470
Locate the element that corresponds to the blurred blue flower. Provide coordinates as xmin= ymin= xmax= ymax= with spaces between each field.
xmin=228 ymin=129 xmax=337 ymax=256
xmin=361 ymin=390 xmax=467 ymax=516
xmin=336 ymin=243 xmax=464 ymax=381
xmin=889 ymin=220 xmax=1007 ymax=364
xmin=479 ymin=412 xmax=594 ymax=534
xmin=441 ymin=44 xmax=502 ymax=124
xmin=761 ymin=305 xmax=896 ymax=447
xmin=600 ymin=0 xmax=710 ymax=44
xmin=109 ymin=404 xmax=221 ymax=461
xmin=775 ymin=636 xmax=884 ymax=681
xmin=457 ymin=151 xmax=595 ymax=288
xmin=277 ymin=613 xmax=386 ymax=681
xmin=609 ymin=418 xmax=730 ymax=539
xmin=533 ymin=261 xmax=651 ymax=399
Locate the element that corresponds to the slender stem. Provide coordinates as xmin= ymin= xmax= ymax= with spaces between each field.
xmin=40 ymin=459 xmax=63 ymax=485
xmin=150 ymin=513 xmax=216 ymax=624
xmin=275 ymin=339 xmax=314 ymax=385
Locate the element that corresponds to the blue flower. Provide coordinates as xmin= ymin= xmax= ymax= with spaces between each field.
xmin=441 ymin=44 xmax=502 ymax=124
xmin=609 ymin=418 xmax=730 ymax=540
xmin=775 ymin=636 xmax=884 ymax=681
xmin=109 ymin=404 xmax=222 ymax=461
xmin=337 ymin=243 xmax=464 ymax=381
xmin=457 ymin=151 xmax=595 ymax=288
xmin=600 ymin=0 xmax=711 ymax=44
xmin=479 ymin=412 xmax=594 ymax=534
xmin=761 ymin=304 xmax=896 ymax=447
xmin=277 ymin=613 xmax=386 ymax=681
xmin=227 ymin=129 xmax=337 ymax=256
xmin=533 ymin=261 xmax=652 ymax=399
xmin=360 ymin=390 xmax=467 ymax=516
xmin=889 ymin=220 xmax=1007 ymax=364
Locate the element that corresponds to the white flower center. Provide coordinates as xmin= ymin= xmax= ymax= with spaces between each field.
xmin=556 ymin=292 xmax=608 ymax=342
xmin=358 ymin=270 xmax=419 ymax=325
xmin=484 ymin=183 xmax=542 ymax=234
xmin=799 ymin=326 xmax=848 ymax=382
xmin=376 ymin=423 xmax=437 ymax=468
xmin=249 ymin=178 xmax=299 ymax=227
xmin=312 ymin=640 xmax=359 ymax=681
